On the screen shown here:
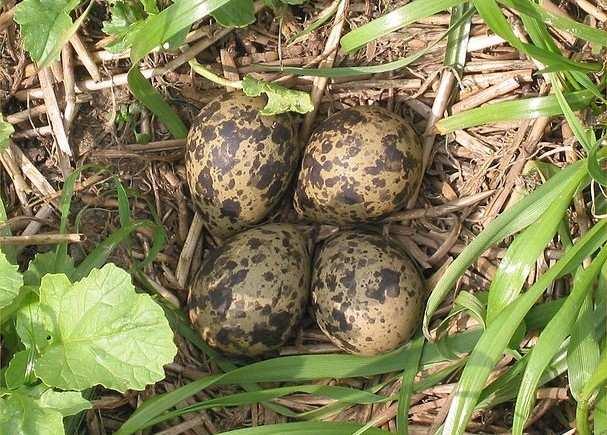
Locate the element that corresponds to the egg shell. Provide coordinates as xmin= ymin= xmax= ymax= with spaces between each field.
xmin=185 ymin=93 xmax=299 ymax=238
xmin=294 ymin=105 xmax=422 ymax=225
xmin=188 ymin=224 xmax=310 ymax=357
xmin=311 ymin=231 xmax=424 ymax=355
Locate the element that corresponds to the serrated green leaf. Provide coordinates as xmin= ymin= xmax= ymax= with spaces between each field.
xmin=211 ymin=0 xmax=255 ymax=27
xmin=242 ymin=75 xmax=313 ymax=115
xmin=0 ymin=113 xmax=14 ymax=152
xmin=4 ymin=351 xmax=35 ymax=389
xmin=0 ymin=252 xmax=23 ymax=309
xmin=0 ymin=389 xmax=66 ymax=435
xmin=21 ymin=264 xmax=177 ymax=392
xmin=14 ymin=0 xmax=91 ymax=68
xmin=0 ymin=386 xmax=89 ymax=435
xmin=102 ymin=0 xmax=148 ymax=53
xmin=36 ymin=389 xmax=91 ymax=417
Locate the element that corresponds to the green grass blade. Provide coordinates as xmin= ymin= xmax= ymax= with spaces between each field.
xmin=577 ymin=349 xmax=607 ymax=435
xmin=423 ymin=158 xmax=587 ymax=337
xmin=287 ymin=0 xmax=340 ymax=45
xmin=266 ymin=8 xmax=475 ymax=78
xmin=443 ymin=219 xmax=607 ymax=434
xmin=512 ymin=246 xmax=607 ymax=433
xmin=73 ymin=220 xmax=166 ymax=280
xmin=472 ymin=0 xmax=600 ymax=72
xmin=217 ymin=422 xmax=391 ymax=434
xmin=436 ymin=90 xmax=594 ymax=133
xmin=146 ymin=385 xmax=389 ymax=428
xmin=340 ymin=0 xmax=465 ymax=53
xmin=549 ymin=74 xmax=595 ymax=153
xmin=129 ymin=0 xmax=232 ymax=61
xmin=127 ymin=68 xmax=188 ymax=138
xmin=116 ymin=375 xmax=223 ymax=435
xmin=486 ymin=180 xmax=574 ymax=323
xmin=595 ymin=389 xmax=607 ymax=434
xmin=443 ymin=2 xmax=473 ymax=70
xmin=397 ymin=334 xmax=424 ymax=434
xmin=568 ymin=293 xmax=601 ymax=400
xmin=499 ymin=0 xmax=607 ymax=46
xmin=588 ymin=137 xmax=607 ymax=186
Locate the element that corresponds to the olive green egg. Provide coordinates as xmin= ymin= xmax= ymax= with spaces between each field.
xmin=185 ymin=93 xmax=298 ymax=238
xmin=311 ymin=231 xmax=424 ymax=355
xmin=293 ymin=105 xmax=422 ymax=225
xmin=188 ymin=224 xmax=310 ymax=357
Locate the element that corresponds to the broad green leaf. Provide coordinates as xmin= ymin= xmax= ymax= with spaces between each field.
xmin=241 ymin=75 xmax=314 ymax=115
xmin=340 ymin=0 xmax=465 ymax=53
xmin=512 ymin=246 xmax=607 ymax=433
xmin=22 ymin=251 xmax=76 ymax=288
xmin=0 ymin=387 xmax=90 ymax=435
xmin=21 ymin=265 xmax=177 ymax=392
xmin=211 ymin=0 xmax=255 ymax=27
xmin=0 ymin=390 xmax=65 ymax=435
xmin=0 ymin=252 xmax=23 ymax=309
xmin=443 ymin=219 xmax=607 ymax=434
xmin=4 ymin=351 xmax=34 ymax=389
xmin=423 ymin=157 xmax=588 ymax=337
xmin=486 ymin=181 xmax=574 ymax=323
xmin=0 ymin=113 xmax=14 ymax=152
xmin=36 ymin=389 xmax=91 ymax=417
xmin=102 ymin=0 xmax=148 ymax=53
xmin=14 ymin=0 xmax=91 ymax=68
xmin=436 ymin=90 xmax=595 ymax=133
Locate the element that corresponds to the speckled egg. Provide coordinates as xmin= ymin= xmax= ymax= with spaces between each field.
xmin=311 ymin=231 xmax=424 ymax=355
xmin=294 ymin=106 xmax=422 ymax=225
xmin=185 ymin=93 xmax=298 ymax=238
xmin=188 ymin=224 xmax=310 ymax=357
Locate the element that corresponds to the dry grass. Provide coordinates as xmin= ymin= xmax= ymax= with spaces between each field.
xmin=1 ymin=0 xmax=604 ymax=433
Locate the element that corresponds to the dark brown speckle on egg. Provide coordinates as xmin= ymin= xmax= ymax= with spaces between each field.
xmin=293 ymin=105 xmax=422 ymax=225
xmin=311 ymin=230 xmax=424 ymax=356
xmin=185 ymin=94 xmax=298 ymax=238
xmin=188 ymin=224 xmax=311 ymax=357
